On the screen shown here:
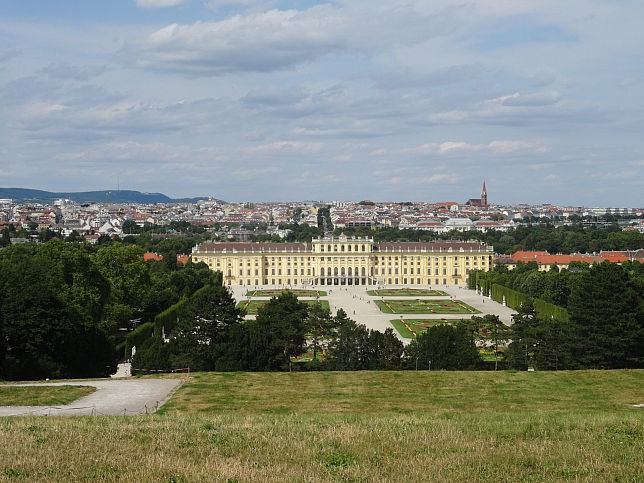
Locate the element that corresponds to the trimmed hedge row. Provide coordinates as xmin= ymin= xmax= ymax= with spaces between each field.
xmin=125 ymin=322 xmax=155 ymax=359
xmin=474 ymin=272 xmax=570 ymax=322
xmin=153 ymin=283 xmax=214 ymax=335
xmin=490 ymin=284 xmax=526 ymax=309
xmin=533 ymin=298 xmax=570 ymax=322
xmin=153 ymin=298 xmax=188 ymax=335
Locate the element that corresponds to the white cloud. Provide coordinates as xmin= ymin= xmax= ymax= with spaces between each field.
xmin=416 ymin=140 xmax=548 ymax=156
xmin=422 ymin=174 xmax=459 ymax=184
xmin=245 ymin=141 xmax=324 ymax=155
xmin=127 ymin=3 xmax=437 ymax=75
xmin=232 ymin=166 xmax=280 ymax=177
xmin=439 ymin=141 xmax=471 ymax=153
xmin=134 ymin=0 xmax=187 ymax=9
xmin=499 ymin=91 xmax=561 ymax=107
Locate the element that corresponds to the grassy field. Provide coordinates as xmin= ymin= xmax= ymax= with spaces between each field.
xmin=237 ymin=299 xmax=330 ymax=314
xmin=244 ymin=289 xmax=327 ymax=297
xmin=0 ymin=386 xmax=95 ymax=406
xmin=376 ymin=298 xmax=481 ymax=314
xmin=390 ymin=318 xmax=463 ymax=338
xmin=0 ymin=371 xmax=642 ymax=481
xmin=367 ymin=288 xmax=448 ymax=296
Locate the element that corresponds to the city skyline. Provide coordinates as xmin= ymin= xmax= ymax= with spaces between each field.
xmin=1 ymin=1 xmax=643 ymax=205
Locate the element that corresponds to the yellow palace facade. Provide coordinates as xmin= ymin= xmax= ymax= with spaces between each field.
xmin=191 ymin=235 xmax=494 ymax=287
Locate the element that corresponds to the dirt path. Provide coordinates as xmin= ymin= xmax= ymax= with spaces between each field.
xmin=0 ymin=378 xmax=183 ymax=417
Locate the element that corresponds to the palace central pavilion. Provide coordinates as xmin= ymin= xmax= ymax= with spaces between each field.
xmin=191 ymin=235 xmax=494 ymax=287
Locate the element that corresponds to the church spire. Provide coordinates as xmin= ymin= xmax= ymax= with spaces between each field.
xmin=481 ymin=181 xmax=487 ymax=206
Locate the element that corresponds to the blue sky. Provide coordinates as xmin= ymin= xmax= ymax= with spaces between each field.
xmin=0 ymin=0 xmax=643 ymax=205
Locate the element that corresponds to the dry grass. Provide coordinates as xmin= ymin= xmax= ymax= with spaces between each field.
xmin=0 ymin=370 xmax=642 ymax=482
xmin=0 ymin=386 xmax=95 ymax=406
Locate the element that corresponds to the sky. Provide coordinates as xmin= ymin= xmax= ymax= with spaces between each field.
xmin=0 ymin=0 xmax=643 ymax=206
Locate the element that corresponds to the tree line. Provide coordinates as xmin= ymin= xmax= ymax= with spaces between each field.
xmin=133 ymin=261 xmax=643 ymax=373
xmin=0 ymin=240 xmax=216 ymax=380
xmin=475 ymin=261 xmax=643 ymax=369
xmin=132 ymin=291 xmax=408 ymax=373
xmin=334 ymin=224 xmax=644 ymax=255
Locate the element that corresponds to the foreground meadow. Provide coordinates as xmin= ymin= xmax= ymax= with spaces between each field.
xmin=1 ymin=370 xmax=642 ymax=482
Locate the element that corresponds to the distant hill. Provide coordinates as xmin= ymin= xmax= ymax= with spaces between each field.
xmin=0 ymin=188 xmax=219 ymax=204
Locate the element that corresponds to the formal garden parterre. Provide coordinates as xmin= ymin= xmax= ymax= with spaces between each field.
xmin=237 ymin=299 xmax=330 ymax=315
xmin=390 ymin=318 xmax=465 ymax=338
xmin=367 ymin=288 xmax=448 ymax=296
xmin=375 ymin=299 xmax=481 ymax=314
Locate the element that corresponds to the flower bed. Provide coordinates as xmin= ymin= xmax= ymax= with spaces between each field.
xmin=375 ymin=299 xmax=480 ymax=314
xmin=367 ymin=288 xmax=448 ymax=297
xmin=237 ymin=299 xmax=330 ymax=315
xmin=390 ymin=318 xmax=463 ymax=338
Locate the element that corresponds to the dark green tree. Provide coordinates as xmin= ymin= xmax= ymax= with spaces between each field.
xmin=131 ymin=337 xmax=171 ymax=373
xmin=305 ymin=302 xmax=335 ymax=361
xmin=0 ymin=241 xmax=116 ymax=380
xmin=169 ymin=284 xmax=244 ymax=371
xmin=93 ymin=243 xmax=151 ymax=332
xmin=326 ymin=309 xmax=368 ymax=370
xmin=326 ymin=310 xmax=403 ymax=370
xmin=567 ymin=262 xmax=643 ymax=368
xmin=406 ymin=323 xmax=480 ymax=370
xmin=248 ymin=292 xmax=309 ymax=371
xmin=507 ymin=300 xmax=538 ymax=370
xmin=472 ymin=314 xmax=509 ymax=370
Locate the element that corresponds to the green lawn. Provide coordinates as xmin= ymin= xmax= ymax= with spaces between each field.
xmin=237 ymin=299 xmax=330 ymax=315
xmin=244 ymin=289 xmax=327 ymax=297
xmin=375 ymin=299 xmax=481 ymax=314
xmin=390 ymin=318 xmax=463 ymax=338
xmin=0 ymin=385 xmax=95 ymax=406
xmin=0 ymin=371 xmax=642 ymax=481
xmin=368 ymin=288 xmax=448 ymax=296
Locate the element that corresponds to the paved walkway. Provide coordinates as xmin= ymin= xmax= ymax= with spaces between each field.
xmin=230 ymin=284 xmax=516 ymax=342
xmin=0 ymin=378 xmax=183 ymax=417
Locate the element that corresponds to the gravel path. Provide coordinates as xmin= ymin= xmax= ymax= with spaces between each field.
xmin=0 ymin=378 xmax=183 ymax=417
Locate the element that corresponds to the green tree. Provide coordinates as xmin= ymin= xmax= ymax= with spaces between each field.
xmin=122 ymin=219 xmax=140 ymax=234
xmin=406 ymin=324 xmax=480 ymax=370
xmin=305 ymin=302 xmax=335 ymax=361
xmin=365 ymin=327 xmax=404 ymax=369
xmin=93 ymin=244 xmax=151 ymax=331
xmin=326 ymin=310 xmax=403 ymax=370
xmin=249 ymin=292 xmax=309 ymax=371
xmin=169 ymin=284 xmax=244 ymax=371
xmin=131 ymin=337 xmax=171 ymax=373
xmin=472 ymin=314 xmax=509 ymax=370
xmin=531 ymin=317 xmax=573 ymax=370
xmin=0 ymin=241 xmax=116 ymax=380
xmin=567 ymin=262 xmax=643 ymax=368
xmin=326 ymin=310 xmax=370 ymax=370
xmin=507 ymin=300 xmax=538 ymax=370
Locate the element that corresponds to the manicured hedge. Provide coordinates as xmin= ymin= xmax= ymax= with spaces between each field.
xmin=533 ymin=298 xmax=570 ymax=322
xmin=153 ymin=298 xmax=188 ymax=335
xmin=153 ymin=283 xmax=215 ymax=334
xmin=125 ymin=322 xmax=155 ymax=359
xmin=473 ymin=270 xmax=570 ymax=322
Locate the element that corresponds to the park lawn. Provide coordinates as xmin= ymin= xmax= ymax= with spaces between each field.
xmin=0 ymin=385 xmax=95 ymax=406
xmin=375 ymin=299 xmax=481 ymax=314
xmin=237 ymin=299 xmax=330 ymax=315
xmin=0 ymin=371 xmax=642 ymax=481
xmin=390 ymin=318 xmax=464 ymax=338
xmin=245 ymin=289 xmax=327 ymax=297
xmin=367 ymin=288 xmax=448 ymax=296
